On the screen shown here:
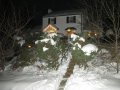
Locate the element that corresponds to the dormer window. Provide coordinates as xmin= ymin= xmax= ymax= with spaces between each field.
xmin=48 ymin=17 xmax=56 ymax=24
xmin=66 ymin=16 xmax=76 ymax=23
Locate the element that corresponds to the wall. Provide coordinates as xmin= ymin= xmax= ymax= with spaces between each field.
xmin=42 ymin=14 xmax=83 ymax=35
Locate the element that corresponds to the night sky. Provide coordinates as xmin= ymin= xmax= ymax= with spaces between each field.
xmin=0 ymin=0 xmax=79 ymax=25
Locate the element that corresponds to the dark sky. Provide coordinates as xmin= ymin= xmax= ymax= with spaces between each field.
xmin=0 ymin=0 xmax=79 ymax=25
xmin=0 ymin=0 xmax=78 ymax=15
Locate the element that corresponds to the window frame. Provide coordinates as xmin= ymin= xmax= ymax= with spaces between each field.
xmin=66 ymin=16 xmax=76 ymax=23
xmin=48 ymin=17 xmax=56 ymax=24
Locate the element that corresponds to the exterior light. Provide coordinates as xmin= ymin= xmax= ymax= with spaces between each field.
xmin=67 ymin=29 xmax=71 ymax=32
xmin=49 ymin=29 xmax=56 ymax=33
xmin=95 ymin=33 xmax=97 ymax=36
xmin=66 ymin=29 xmax=73 ymax=36
xmin=88 ymin=32 xmax=91 ymax=37
xmin=88 ymin=33 xmax=91 ymax=37
xmin=87 ymin=31 xmax=98 ymax=38
xmin=65 ymin=27 xmax=76 ymax=36
xmin=28 ymin=45 xmax=32 ymax=48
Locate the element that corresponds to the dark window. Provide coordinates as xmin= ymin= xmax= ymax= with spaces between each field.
xmin=48 ymin=18 xmax=56 ymax=24
xmin=66 ymin=16 xmax=76 ymax=23
xmin=48 ymin=18 xmax=50 ymax=24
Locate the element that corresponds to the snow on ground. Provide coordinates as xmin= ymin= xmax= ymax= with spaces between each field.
xmin=1 ymin=45 xmax=120 ymax=90
xmin=0 ymin=53 xmax=71 ymax=90
xmin=1 ymin=56 xmax=120 ymax=90
xmin=64 ymin=64 xmax=120 ymax=90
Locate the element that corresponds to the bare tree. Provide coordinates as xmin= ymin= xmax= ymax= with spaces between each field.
xmin=0 ymin=2 xmax=33 ymax=70
xmin=82 ymin=0 xmax=104 ymax=43
xmin=102 ymin=0 xmax=120 ymax=73
xmin=75 ymin=0 xmax=120 ymax=73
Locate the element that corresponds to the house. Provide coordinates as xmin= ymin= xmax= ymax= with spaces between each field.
xmin=42 ymin=9 xmax=86 ymax=35
xmin=42 ymin=9 xmax=101 ymax=40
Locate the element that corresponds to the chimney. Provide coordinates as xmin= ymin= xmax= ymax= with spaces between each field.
xmin=48 ymin=9 xmax=52 ymax=13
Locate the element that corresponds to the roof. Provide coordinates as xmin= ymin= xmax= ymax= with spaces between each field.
xmin=65 ymin=27 xmax=77 ymax=30
xmin=43 ymin=9 xmax=83 ymax=18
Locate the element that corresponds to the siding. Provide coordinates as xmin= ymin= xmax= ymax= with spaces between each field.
xmin=42 ymin=14 xmax=83 ymax=34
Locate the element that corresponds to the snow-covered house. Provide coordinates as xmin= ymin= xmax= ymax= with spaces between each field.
xmin=42 ymin=10 xmax=85 ymax=35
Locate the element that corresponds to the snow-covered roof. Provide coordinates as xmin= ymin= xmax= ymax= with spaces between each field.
xmin=43 ymin=9 xmax=83 ymax=18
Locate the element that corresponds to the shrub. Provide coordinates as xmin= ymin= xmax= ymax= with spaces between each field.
xmin=35 ymin=33 xmax=67 ymax=70
xmin=70 ymin=34 xmax=97 ymax=68
xmin=15 ymin=47 xmax=37 ymax=68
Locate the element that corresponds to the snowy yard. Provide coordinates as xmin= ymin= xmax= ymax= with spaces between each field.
xmin=1 ymin=0 xmax=120 ymax=90
xmin=1 ymin=33 xmax=120 ymax=90
xmin=0 ymin=57 xmax=120 ymax=90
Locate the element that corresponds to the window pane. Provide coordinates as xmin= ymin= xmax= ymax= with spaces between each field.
xmin=48 ymin=18 xmax=50 ymax=24
xmin=66 ymin=17 xmax=69 ymax=23
xmin=48 ymin=18 xmax=56 ymax=24
xmin=66 ymin=16 xmax=76 ymax=23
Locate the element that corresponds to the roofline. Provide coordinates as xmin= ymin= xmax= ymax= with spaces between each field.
xmin=43 ymin=9 xmax=83 ymax=18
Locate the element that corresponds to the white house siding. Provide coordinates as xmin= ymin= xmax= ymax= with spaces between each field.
xmin=42 ymin=14 xmax=83 ymax=35
xmin=42 ymin=18 xmax=49 ymax=29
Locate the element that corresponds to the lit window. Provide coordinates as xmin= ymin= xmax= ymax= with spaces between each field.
xmin=87 ymin=31 xmax=98 ymax=37
xmin=48 ymin=18 xmax=56 ymax=24
xmin=66 ymin=16 xmax=76 ymax=23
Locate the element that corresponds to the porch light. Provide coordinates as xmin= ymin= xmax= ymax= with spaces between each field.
xmin=67 ymin=29 xmax=72 ymax=32
xmin=65 ymin=27 xmax=77 ymax=36
xmin=66 ymin=29 xmax=73 ymax=36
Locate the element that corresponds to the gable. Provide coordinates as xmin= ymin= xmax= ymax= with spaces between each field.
xmin=43 ymin=24 xmax=58 ymax=33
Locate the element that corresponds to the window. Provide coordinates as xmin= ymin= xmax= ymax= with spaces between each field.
xmin=48 ymin=18 xmax=56 ymax=24
xmin=66 ymin=16 xmax=76 ymax=23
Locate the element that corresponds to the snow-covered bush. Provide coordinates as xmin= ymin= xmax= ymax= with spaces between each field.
xmin=12 ymin=32 xmax=43 ymax=70
xmin=70 ymin=34 xmax=98 ymax=68
xmin=35 ymin=33 xmax=98 ymax=70
xmin=35 ymin=33 xmax=67 ymax=70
